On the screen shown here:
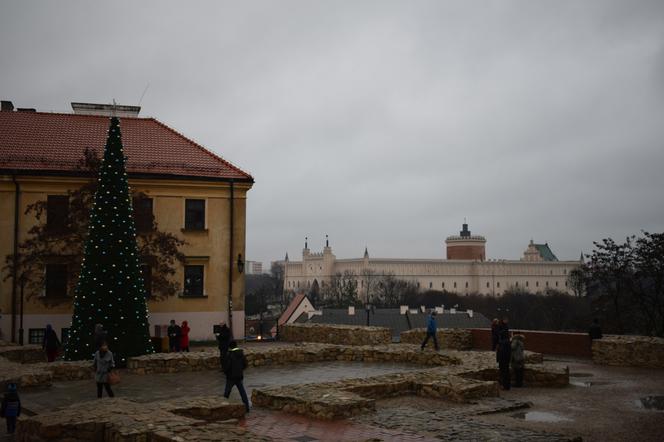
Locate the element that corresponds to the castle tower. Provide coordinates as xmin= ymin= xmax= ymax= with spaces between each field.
xmin=445 ymin=221 xmax=486 ymax=260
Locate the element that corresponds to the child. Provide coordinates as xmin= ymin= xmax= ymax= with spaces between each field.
xmin=1 ymin=383 xmax=21 ymax=434
xmin=511 ymin=334 xmax=525 ymax=387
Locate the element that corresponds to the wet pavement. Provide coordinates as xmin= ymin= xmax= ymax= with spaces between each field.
xmin=19 ymin=361 xmax=423 ymax=414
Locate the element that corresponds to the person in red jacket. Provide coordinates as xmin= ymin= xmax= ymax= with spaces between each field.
xmin=180 ymin=321 xmax=191 ymax=352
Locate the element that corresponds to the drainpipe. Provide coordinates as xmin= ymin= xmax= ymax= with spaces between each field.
xmin=11 ymin=174 xmax=20 ymax=343
xmin=227 ymin=180 xmax=234 ymax=337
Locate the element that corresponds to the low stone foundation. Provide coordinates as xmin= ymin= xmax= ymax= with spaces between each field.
xmin=592 ymin=335 xmax=664 ymax=368
xmin=15 ymin=397 xmax=258 ymax=442
xmin=400 ymin=328 xmax=473 ymax=350
xmin=0 ymin=345 xmax=45 ymax=363
xmin=280 ymin=323 xmax=392 ymax=345
xmin=0 ymin=358 xmax=92 ymax=391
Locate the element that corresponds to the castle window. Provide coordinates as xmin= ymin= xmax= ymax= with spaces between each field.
xmin=47 ymin=195 xmax=69 ymax=234
xmin=45 ymin=264 xmax=68 ymax=298
xmin=486 ymin=282 xmax=490 ymax=288
xmin=555 ymin=281 xmax=558 ymax=287
xmin=516 ymin=281 xmax=519 ymax=287
xmin=417 ymin=282 xmax=420 ymax=288
xmin=465 ymin=282 xmax=468 ymax=288
xmin=133 ymin=197 xmax=154 ymax=233
xmin=183 ymin=265 xmax=204 ymax=297
xmin=442 ymin=282 xmax=445 ymax=289
xmin=184 ymin=199 xmax=206 ymax=230
xmin=497 ymin=282 xmax=500 ymax=288
xmin=454 ymin=282 xmax=457 ymax=288
xmin=536 ymin=281 xmax=539 ymax=287
xmin=429 ymin=282 xmax=432 ymax=289
xmin=546 ymin=281 xmax=549 ymax=287
xmin=526 ymin=281 xmax=529 ymax=287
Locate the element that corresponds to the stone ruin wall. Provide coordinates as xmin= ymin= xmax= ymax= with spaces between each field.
xmin=400 ymin=328 xmax=473 ymax=350
xmin=592 ymin=335 xmax=664 ymax=368
xmin=280 ymin=323 xmax=392 ymax=345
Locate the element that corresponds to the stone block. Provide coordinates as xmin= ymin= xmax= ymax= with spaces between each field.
xmin=400 ymin=328 xmax=473 ymax=350
xmin=592 ymin=335 xmax=664 ymax=368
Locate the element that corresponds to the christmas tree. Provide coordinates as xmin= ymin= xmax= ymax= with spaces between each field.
xmin=65 ymin=116 xmax=154 ymax=365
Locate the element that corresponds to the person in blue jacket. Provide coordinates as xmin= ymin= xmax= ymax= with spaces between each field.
xmin=420 ymin=310 xmax=440 ymax=351
xmin=1 ymin=383 xmax=21 ymax=434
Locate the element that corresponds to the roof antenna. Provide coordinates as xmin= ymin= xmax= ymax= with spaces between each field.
xmin=138 ymin=82 xmax=150 ymax=107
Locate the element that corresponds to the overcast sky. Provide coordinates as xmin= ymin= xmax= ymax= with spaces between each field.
xmin=2 ymin=1 xmax=663 ymax=266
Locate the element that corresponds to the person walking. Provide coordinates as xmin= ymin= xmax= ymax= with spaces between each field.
xmin=510 ymin=334 xmax=525 ymax=387
xmin=223 ymin=341 xmax=250 ymax=412
xmin=216 ymin=321 xmax=232 ymax=369
xmin=420 ymin=310 xmax=440 ymax=351
xmin=167 ymin=319 xmax=182 ymax=352
xmin=496 ymin=330 xmax=512 ymax=390
xmin=93 ymin=342 xmax=115 ymax=398
xmin=588 ymin=318 xmax=603 ymax=340
xmin=180 ymin=321 xmax=191 ymax=352
xmin=94 ymin=323 xmax=108 ymax=351
xmin=491 ymin=318 xmax=500 ymax=351
xmin=0 ymin=383 xmax=20 ymax=435
xmin=43 ymin=324 xmax=61 ymax=362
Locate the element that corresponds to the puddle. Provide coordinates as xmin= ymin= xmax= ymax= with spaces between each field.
xmin=570 ymin=380 xmax=611 ymax=388
xmin=638 ymin=396 xmax=664 ymax=411
xmin=569 ymin=372 xmax=594 ymax=378
xmin=512 ymin=411 xmax=572 ymax=423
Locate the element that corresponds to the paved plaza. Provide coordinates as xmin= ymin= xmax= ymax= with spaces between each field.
xmin=1 ymin=342 xmax=664 ymax=441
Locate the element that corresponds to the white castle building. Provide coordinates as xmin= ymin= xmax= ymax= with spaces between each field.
xmin=282 ymin=223 xmax=580 ymax=297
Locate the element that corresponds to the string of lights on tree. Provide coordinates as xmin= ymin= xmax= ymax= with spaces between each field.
xmin=65 ymin=116 xmax=154 ymax=365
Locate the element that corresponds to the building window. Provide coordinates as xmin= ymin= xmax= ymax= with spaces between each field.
xmin=417 ymin=282 xmax=420 ymax=288
xmin=546 ymin=281 xmax=549 ymax=287
xmin=29 ymin=328 xmax=45 ymax=345
xmin=133 ymin=197 xmax=154 ymax=233
xmin=486 ymin=282 xmax=490 ymax=288
xmin=550 ymin=270 xmax=553 ymax=275
xmin=555 ymin=281 xmax=559 ymax=287
xmin=429 ymin=282 xmax=432 ymax=289
xmin=184 ymin=199 xmax=205 ymax=230
xmin=536 ymin=281 xmax=539 ymax=287
xmin=45 ymin=264 xmax=68 ymax=297
xmin=140 ymin=264 xmax=152 ymax=298
xmin=183 ymin=265 xmax=204 ymax=297
xmin=497 ymin=282 xmax=500 ymax=288
xmin=564 ymin=269 xmax=568 ymax=275
xmin=442 ymin=282 xmax=445 ymax=289
xmin=465 ymin=281 xmax=468 ymax=288
xmin=565 ymin=281 xmax=568 ymax=287
xmin=516 ymin=281 xmax=519 ymax=287
xmin=454 ymin=282 xmax=457 ymax=288
xmin=526 ymin=281 xmax=529 ymax=287
xmin=47 ymin=195 xmax=69 ymax=233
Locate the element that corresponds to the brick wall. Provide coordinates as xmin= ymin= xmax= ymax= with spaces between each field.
xmin=470 ymin=328 xmax=592 ymax=358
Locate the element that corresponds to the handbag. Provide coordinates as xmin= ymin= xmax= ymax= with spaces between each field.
xmin=108 ymin=370 xmax=121 ymax=385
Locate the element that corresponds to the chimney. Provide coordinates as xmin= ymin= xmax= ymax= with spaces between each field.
xmin=467 ymin=309 xmax=473 ymax=318
xmin=348 ymin=306 xmax=355 ymax=316
xmin=420 ymin=305 xmax=426 ymax=313
xmin=1 ymin=101 xmax=14 ymax=112
xmin=399 ymin=305 xmax=408 ymax=315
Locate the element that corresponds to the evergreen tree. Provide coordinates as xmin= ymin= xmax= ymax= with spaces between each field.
xmin=65 ymin=117 xmax=154 ymax=365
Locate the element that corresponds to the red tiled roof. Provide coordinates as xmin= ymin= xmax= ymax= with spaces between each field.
xmin=0 ymin=111 xmax=253 ymax=182
xmin=278 ymin=293 xmax=307 ymax=326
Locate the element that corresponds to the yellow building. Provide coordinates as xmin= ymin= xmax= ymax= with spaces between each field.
xmin=0 ymin=101 xmax=253 ymax=343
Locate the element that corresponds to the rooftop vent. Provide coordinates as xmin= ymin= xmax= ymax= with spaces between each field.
xmin=1 ymin=100 xmax=14 ymax=111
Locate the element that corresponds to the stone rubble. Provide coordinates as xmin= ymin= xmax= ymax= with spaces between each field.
xmin=400 ymin=328 xmax=474 ymax=350
xmin=280 ymin=322 xmax=392 ymax=345
xmin=592 ymin=335 xmax=664 ymax=368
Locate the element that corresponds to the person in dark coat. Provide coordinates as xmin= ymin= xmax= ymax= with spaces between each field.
xmin=223 ymin=341 xmax=250 ymax=412
xmin=180 ymin=321 xmax=191 ymax=352
xmin=496 ymin=330 xmax=512 ymax=390
xmin=588 ymin=318 xmax=603 ymax=340
xmin=43 ymin=324 xmax=61 ymax=362
xmin=491 ymin=318 xmax=500 ymax=351
xmin=0 ymin=383 xmax=21 ymax=434
xmin=167 ymin=319 xmax=181 ymax=352
xmin=94 ymin=323 xmax=108 ymax=352
xmin=498 ymin=317 xmax=510 ymax=335
xmin=216 ymin=321 xmax=232 ymax=369
xmin=420 ymin=310 xmax=440 ymax=351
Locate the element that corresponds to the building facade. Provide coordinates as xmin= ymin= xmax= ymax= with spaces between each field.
xmin=0 ymin=101 xmax=253 ymax=343
xmin=282 ymin=223 xmax=580 ymax=298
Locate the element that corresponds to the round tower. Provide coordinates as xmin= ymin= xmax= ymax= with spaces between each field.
xmin=445 ymin=222 xmax=486 ymax=260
